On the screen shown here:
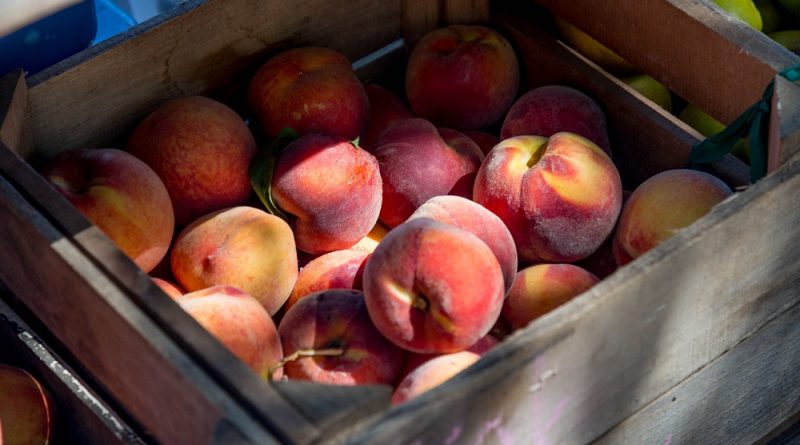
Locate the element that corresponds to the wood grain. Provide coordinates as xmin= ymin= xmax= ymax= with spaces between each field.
xmin=770 ymin=76 xmax=800 ymax=173
xmin=24 ymin=0 xmax=401 ymax=159
xmin=329 ymin=150 xmax=800 ymax=445
xmin=0 ymin=294 xmax=147 ymax=445
xmin=593 ymin=278 xmax=800 ymax=444
xmin=533 ymin=0 xmax=800 ymax=125
xmin=0 ymin=70 xmax=33 ymax=159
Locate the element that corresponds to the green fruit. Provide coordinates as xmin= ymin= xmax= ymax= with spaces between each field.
xmin=777 ymin=0 xmax=800 ymax=15
xmin=713 ymin=0 xmax=763 ymax=30
xmin=768 ymin=30 xmax=800 ymax=54
xmin=621 ymin=74 xmax=673 ymax=113
xmin=554 ymin=17 xmax=639 ymax=75
xmin=679 ymin=105 xmax=750 ymax=163
xmin=755 ymin=0 xmax=782 ymax=33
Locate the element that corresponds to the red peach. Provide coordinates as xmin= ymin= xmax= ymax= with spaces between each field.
xmin=406 ymin=25 xmax=520 ymax=130
xmin=349 ymin=222 xmax=390 ymax=253
xmin=0 ymin=364 xmax=55 ymax=445
xmin=473 ymin=132 xmax=623 ymax=264
xmin=152 ymin=277 xmax=184 ymax=300
xmin=362 ymin=84 xmax=413 ymax=151
xmin=171 ymin=206 xmax=298 ymax=315
xmin=613 ymin=169 xmax=733 ymax=264
xmin=501 ymin=85 xmax=612 ymax=156
xmin=392 ymin=351 xmax=480 ymax=405
xmin=465 ymin=130 xmax=501 ymax=156
xmin=271 ymin=134 xmax=383 ymax=254
xmin=397 ymin=334 xmax=498 ymax=385
xmin=284 ymin=249 xmax=370 ymax=313
xmin=277 ymin=289 xmax=405 ymax=385
xmin=247 ymin=47 xmax=369 ymax=140
xmin=363 ymin=218 xmax=505 ymax=354
xmin=177 ymin=286 xmax=283 ymax=379
xmin=407 ymin=195 xmax=518 ymax=294
xmin=41 ymin=148 xmax=174 ymax=273
xmin=127 ymin=96 xmax=257 ymax=226
xmin=501 ymin=264 xmax=599 ymax=332
xmin=373 ymin=118 xmax=484 ymax=227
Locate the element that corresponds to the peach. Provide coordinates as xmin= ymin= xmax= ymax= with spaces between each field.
xmin=373 ymin=118 xmax=484 ymax=227
xmin=363 ymin=218 xmax=505 ymax=354
xmin=473 ymin=132 xmax=623 ymax=264
xmin=362 ymin=84 xmax=413 ymax=151
xmin=171 ymin=206 xmax=298 ymax=315
xmin=501 ymin=264 xmax=599 ymax=332
xmin=501 ymin=85 xmax=612 ymax=156
xmin=0 ymin=364 xmax=55 ymax=445
xmin=177 ymin=286 xmax=283 ymax=379
xmin=407 ymin=195 xmax=518 ymax=294
xmin=406 ymin=25 xmax=520 ymax=130
xmin=576 ymin=190 xmax=632 ymax=279
xmin=349 ymin=222 xmax=390 ymax=253
xmin=277 ymin=289 xmax=405 ymax=385
xmin=127 ymin=96 xmax=257 ymax=226
xmin=391 ymin=351 xmax=480 ymax=405
xmin=397 ymin=334 xmax=497 ymax=385
xmin=284 ymin=249 xmax=370 ymax=313
xmin=271 ymin=133 xmax=383 ymax=254
xmin=465 ymin=130 xmax=501 ymax=156
xmin=247 ymin=46 xmax=369 ymax=140
xmin=41 ymin=148 xmax=174 ymax=273
xmin=152 ymin=277 xmax=184 ymax=300
xmin=613 ymin=169 xmax=733 ymax=264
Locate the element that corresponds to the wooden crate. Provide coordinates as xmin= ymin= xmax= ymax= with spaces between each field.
xmin=0 ymin=287 xmax=147 ymax=445
xmin=0 ymin=0 xmax=799 ymax=444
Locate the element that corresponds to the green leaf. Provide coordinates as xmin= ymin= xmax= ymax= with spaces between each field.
xmin=249 ymin=127 xmax=299 ymax=221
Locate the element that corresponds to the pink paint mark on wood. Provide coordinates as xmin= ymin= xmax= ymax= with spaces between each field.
xmin=473 ymin=413 xmax=514 ymax=445
xmin=543 ymin=397 xmax=571 ymax=433
xmin=664 ymin=433 xmax=673 ymax=445
xmin=444 ymin=425 xmax=463 ymax=445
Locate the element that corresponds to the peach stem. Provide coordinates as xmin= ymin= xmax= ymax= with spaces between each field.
xmin=268 ymin=347 xmax=345 ymax=379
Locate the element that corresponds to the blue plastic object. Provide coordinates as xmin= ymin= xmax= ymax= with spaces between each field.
xmin=0 ymin=0 xmax=98 ymax=76
xmin=94 ymin=0 xmax=136 ymax=44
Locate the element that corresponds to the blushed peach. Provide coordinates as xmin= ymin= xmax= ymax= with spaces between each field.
xmin=392 ymin=351 xmax=480 ymax=405
xmin=362 ymin=84 xmax=413 ymax=151
xmin=284 ymin=249 xmax=370 ymax=313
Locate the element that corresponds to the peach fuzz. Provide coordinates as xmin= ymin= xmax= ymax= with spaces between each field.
xmin=171 ymin=206 xmax=298 ymax=316
xmin=247 ymin=46 xmax=369 ymax=140
xmin=392 ymin=351 xmax=481 ymax=405
xmin=271 ymin=133 xmax=382 ymax=254
xmin=373 ymin=118 xmax=484 ymax=227
xmin=284 ymin=249 xmax=370 ymax=313
xmin=152 ymin=277 xmax=184 ymax=300
xmin=613 ymin=169 xmax=733 ymax=265
xmin=127 ymin=96 xmax=257 ymax=226
xmin=277 ymin=290 xmax=405 ymax=385
xmin=397 ymin=334 xmax=497 ymax=384
xmin=407 ymin=195 xmax=518 ymax=294
xmin=363 ymin=218 xmax=505 ymax=354
xmin=362 ymin=84 xmax=413 ymax=151
xmin=0 ymin=364 xmax=55 ymax=445
xmin=42 ymin=148 xmax=174 ymax=273
xmin=501 ymin=264 xmax=599 ymax=332
xmin=406 ymin=24 xmax=519 ymax=130
xmin=501 ymin=85 xmax=611 ymax=156
xmin=177 ymin=286 xmax=283 ymax=379
xmin=473 ymin=132 xmax=623 ymax=264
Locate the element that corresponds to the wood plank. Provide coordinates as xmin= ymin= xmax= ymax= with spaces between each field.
xmin=0 ymin=157 xmax=282 ymax=445
xmin=593 ymin=277 xmax=800 ymax=445
xmin=24 ymin=0 xmax=401 ymax=159
xmin=770 ymin=76 xmax=800 ymax=173
xmin=0 ymin=293 xmax=147 ymax=445
xmin=328 ymin=140 xmax=800 ymax=445
xmin=493 ymin=4 xmax=749 ymax=188
xmin=0 ymin=70 xmax=33 ymax=159
xmin=533 ymin=0 xmax=800 ymax=125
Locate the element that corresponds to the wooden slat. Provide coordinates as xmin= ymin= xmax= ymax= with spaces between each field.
xmin=533 ymin=0 xmax=800 ymax=125
xmin=493 ymin=4 xmax=749 ymax=188
xmin=593 ymin=277 xmax=800 ymax=444
xmin=329 ymin=146 xmax=800 ymax=445
xmin=23 ymin=0 xmax=401 ymax=159
xmin=0 ymin=70 xmax=33 ymax=159
xmin=770 ymin=76 xmax=800 ymax=173
xmin=401 ymin=0 xmax=490 ymax=48
xmin=0 ymin=152 xmax=284 ymax=445
xmin=0 ymin=293 xmax=147 ymax=445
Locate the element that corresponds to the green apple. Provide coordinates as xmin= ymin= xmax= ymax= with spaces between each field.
xmin=769 ymin=30 xmax=800 ymax=54
xmin=554 ymin=17 xmax=639 ymax=75
xmin=679 ymin=104 xmax=750 ymax=163
xmin=621 ymin=74 xmax=673 ymax=112
xmin=713 ymin=0 xmax=763 ymax=30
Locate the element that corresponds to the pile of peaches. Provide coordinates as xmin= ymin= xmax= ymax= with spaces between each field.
xmin=40 ymin=24 xmax=733 ymax=404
